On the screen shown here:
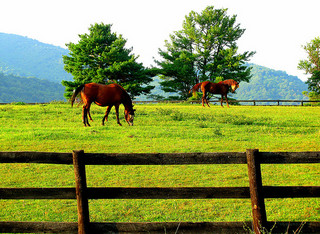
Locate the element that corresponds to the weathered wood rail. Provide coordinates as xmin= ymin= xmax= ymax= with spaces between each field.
xmin=134 ymin=99 xmax=320 ymax=106
xmin=0 ymin=150 xmax=319 ymax=233
xmin=1 ymin=99 xmax=320 ymax=106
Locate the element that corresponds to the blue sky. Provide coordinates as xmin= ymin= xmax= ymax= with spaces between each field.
xmin=1 ymin=0 xmax=320 ymax=81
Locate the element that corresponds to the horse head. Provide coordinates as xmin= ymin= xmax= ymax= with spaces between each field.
xmin=228 ymin=80 xmax=239 ymax=93
xmin=219 ymin=79 xmax=239 ymax=93
xmin=231 ymin=82 xmax=239 ymax=93
xmin=124 ymin=106 xmax=135 ymax=126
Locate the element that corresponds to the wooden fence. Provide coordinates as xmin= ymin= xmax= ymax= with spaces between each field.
xmin=1 ymin=99 xmax=320 ymax=106
xmin=0 ymin=150 xmax=319 ymax=233
xmin=134 ymin=99 xmax=320 ymax=106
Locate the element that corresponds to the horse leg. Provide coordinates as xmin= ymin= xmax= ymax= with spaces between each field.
xmin=202 ymin=96 xmax=205 ymax=107
xmin=82 ymin=102 xmax=91 ymax=126
xmin=88 ymin=108 xmax=93 ymax=121
xmin=205 ymin=97 xmax=210 ymax=107
xmin=82 ymin=106 xmax=90 ymax=127
xmin=115 ymin=105 xmax=122 ymax=126
xmin=202 ymin=92 xmax=210 ymax=107
xmin=102 ymin=106 xmax=112 ymax=126
xmin=225 ymin=95 xmax=230 ymax=108
xmin=220 ymin=95 xmax=224 ymax=108
xmin=82 ymin=106 xmax=86 ymax=126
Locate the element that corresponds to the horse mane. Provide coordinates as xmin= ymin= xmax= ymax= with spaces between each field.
xmin=123 ymin=91 xmax=134 ymax=110
xmin=219 ymin=79 xmax=237 ymax=86
xmin=70 ymin=84 xmax=85 ymax=107
xmin=114 ymin=83 xmax=135 ymax=112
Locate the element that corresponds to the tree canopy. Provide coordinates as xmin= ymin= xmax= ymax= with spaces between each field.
xmin=298 ymin=37 xmax=320 ymax=96
xmin=62 ymin=23 xmax=153 ymax=98
xmin=154 ymin=6 xmax=255 ymax=99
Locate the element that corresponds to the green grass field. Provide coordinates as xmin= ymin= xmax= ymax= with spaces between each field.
xmin=0 ymin=102 xmax=319 ymax=224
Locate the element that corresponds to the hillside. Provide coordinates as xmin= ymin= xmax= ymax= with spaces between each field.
xmin=0 ymin=32 xmax=309 ymax=102
xmin=0 ymin=72 xmax=64 ymax=103
xmin=0 ymin=33 xmax=72 ymax=83
xmin=138 ymin=64 xmax=308 ymax=101
xmin=232 ymin=64 xmax=308 ymax=100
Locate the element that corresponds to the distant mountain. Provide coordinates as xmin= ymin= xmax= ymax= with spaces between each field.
xmin=0 ymin=72 xmax=64 ymax=103
xmin=0 ymin=32 xmax=309 ymax=102
xmin=233 ymin=64 xmax=308 ymax=100
xmin=137 ymin=64 xmax=308 ymax=101
xmin=0 ymin=32 xmax=72 ymax=83
xmin=135 ymin=76 xmax=177 ymax=101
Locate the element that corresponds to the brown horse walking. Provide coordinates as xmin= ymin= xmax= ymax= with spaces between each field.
xmin=190 ymin=79 xmax=239 ymax=107
xmin=71 ymin=83 xmax=135 ymax=126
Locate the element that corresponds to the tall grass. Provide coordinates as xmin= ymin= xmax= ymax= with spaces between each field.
xmin=0 ymin=103 xmax=319 ymax=223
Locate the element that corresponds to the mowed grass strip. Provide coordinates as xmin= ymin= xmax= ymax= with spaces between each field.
xmin=0 ymin=103 xmax=319 ymax=222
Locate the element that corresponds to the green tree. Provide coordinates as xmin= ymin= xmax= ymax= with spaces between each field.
xmin=154 ymin=6 xmax=255 ymax=99
xmin=62 ymin=23 xmax=153 ymax=98
xmin=298 ymin=37 xmax=320 ymax=96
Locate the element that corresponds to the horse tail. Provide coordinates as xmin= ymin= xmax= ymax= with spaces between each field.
xmin=189 ymin=82 xmax=203 ymax=96
xmin=71 ymin=84 xmax=85 ymax=107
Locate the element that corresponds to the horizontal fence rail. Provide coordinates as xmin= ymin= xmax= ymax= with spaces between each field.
xmin=1 ymin=100 xmax=320 ymax=106
xmin=1 ymin=151 xmax=320 ymax=165
xmin=0 ymin=150 xmax=319 ymax=233
xmin=132 ymin=100 xmax=320 ymax=106
xmin=1 ymin=221 xmax=320 ymax=234
xmin=1 ymin=186 xmax=319 ymax=200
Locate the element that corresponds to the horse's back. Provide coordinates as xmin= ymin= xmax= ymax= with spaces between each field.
xmin=84 ymin=83 xmax=125 ymax=106
xmin=201 ymin=81 xmax=211 ymax=90
xmin=81 ymin=83 xmax=100 ymax=102
xmin=99 ymin=83 xmax=125 ymax=98
xmin=206 ymin=81 xmax=228 ymax=94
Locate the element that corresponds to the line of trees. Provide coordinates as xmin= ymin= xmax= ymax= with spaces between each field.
xmin=62 ymin=5 xmax=319 ymax=100
xmin=61 ymin=24 xmax=154 ymax=99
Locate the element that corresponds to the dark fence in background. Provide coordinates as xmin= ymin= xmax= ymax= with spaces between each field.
xmin=0 ymin=150 xmax=319 ymax=233
xmin=1 ymin=100 xmax=320 ymax=106
xmin=134 ymin=100 xmax=320 ymax=106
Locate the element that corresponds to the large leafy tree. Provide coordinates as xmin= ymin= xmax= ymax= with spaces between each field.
xmin=298 ymin=37 xmax=320 ymax=95
xmin=155 ymin=6 xmax=255 ymax=99
xmin=62 ymin=23 xmax=153 ymax=98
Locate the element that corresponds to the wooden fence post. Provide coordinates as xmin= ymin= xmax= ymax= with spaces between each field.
xmin=246 ymin=149 xmax=267 ymax=234
xmin=73 ymin=150 xmax=90 ymax=234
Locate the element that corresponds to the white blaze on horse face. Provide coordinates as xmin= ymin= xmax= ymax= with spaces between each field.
xmin=129 ymin=115 xmax=134 ymax=126
xmin=125 ymin=112 xmax=134 ymax=126
xmin=231 ymin=84 xmax=238 ymax=93
xmin=127 ymin=114 xmax=134 ymax=126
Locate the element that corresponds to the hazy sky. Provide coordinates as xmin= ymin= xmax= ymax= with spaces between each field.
xmin=1 ymin=0 xmax=320 ymax=81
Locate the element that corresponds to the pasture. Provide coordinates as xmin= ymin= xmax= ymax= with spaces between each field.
xmin=0 ymin=102 xmax=319 ymax=224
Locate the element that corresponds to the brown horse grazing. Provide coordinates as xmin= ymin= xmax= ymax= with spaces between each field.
xmin=71 ymin=83 xmax=135 ymax=126
xmin=190 ymin=79 xmax=239 ymax=107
